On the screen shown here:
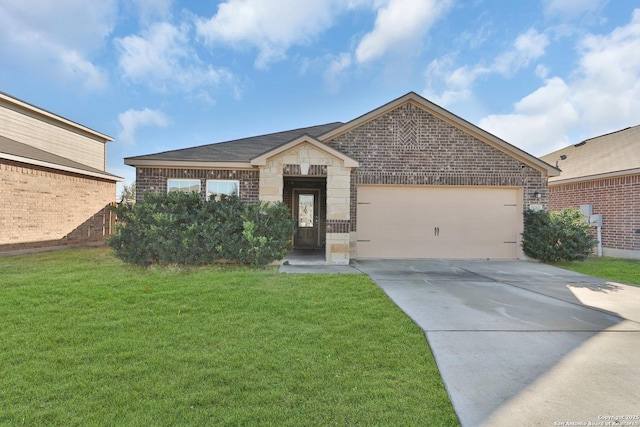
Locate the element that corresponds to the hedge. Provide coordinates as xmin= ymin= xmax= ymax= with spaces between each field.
xmin=108 ymin=192 xmax=295 ymax=267
xmin=521 ymin=208 xmax=598 ymax=262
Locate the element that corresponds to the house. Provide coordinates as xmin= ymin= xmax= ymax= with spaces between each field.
xmin=0 ymin=92 xmax=123 ymax=253
xmin=125 ymin=92 xmax=558 ymax=264
xmin=541 ymin=125 xmax=640 ymax=260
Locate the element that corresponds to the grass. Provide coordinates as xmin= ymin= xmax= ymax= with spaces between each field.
xmin=0 ymin=247 xmax=458 ymax=426
xmin=554 ymin=256 xmax=640 ymax=286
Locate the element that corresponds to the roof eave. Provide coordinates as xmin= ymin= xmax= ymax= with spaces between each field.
xmin=124 ymin=158 xmax=255 ymax=169
xmin=549 ymin=168 xmax=640 ymax=185
xmin=2 ymin=152 xmax=123 ymax=182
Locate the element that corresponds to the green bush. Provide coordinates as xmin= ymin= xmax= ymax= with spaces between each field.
xmin=522 ymin=208 xmax=598 ymax=262
xmin=108 ymin=192 xmax=295 ymax=267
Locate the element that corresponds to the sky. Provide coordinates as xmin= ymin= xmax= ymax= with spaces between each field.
xmin=1 ymin=0 xmax=639 ymax=194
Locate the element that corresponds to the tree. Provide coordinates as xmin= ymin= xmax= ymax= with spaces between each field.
xmin=119 ymin=182 xmax=136 ymax=204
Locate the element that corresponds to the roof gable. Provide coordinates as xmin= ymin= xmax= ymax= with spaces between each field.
xmin=250 ymin=134 xmax=358 ymax=168
xmin=541 ymin=125 xmax=640 ymax=183
xmin=124 ymin=92 xmax=557 ymax=178
xmin=320 ymin=92 xmax=559 ymax=177
xmin=0 ymin=92 xmax=112 ymax=142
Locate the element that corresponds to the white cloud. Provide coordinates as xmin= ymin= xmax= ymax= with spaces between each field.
xmin=478 ymin=9 xmax=640 ymax=156
xmin=479 ymin=78 xmax=579 ymax=154
xmin=0 ymin=0 xmax=116 ymax=90
xmin=0 ymin=0 xmax=117 ymax=50
xmin=323 ymin=52 xmax=353 ymax=92
xmin=424 ymin=56 xmax=488 ymax=105
xmin=196 ymin=0 xmax=339 ymax=69
xmin=536 ymin=64 xmax=550 ymax=79
xmin=543 ymin=0 xmax=608 ymax=19
xmin=60 ymin=51 xmax=109 ymax=91
xmin=115 ymin=22 xmax=234 ymax=95
xmin=117 ymin=108 xmax=171 ymax=145
xmin=355 ymin=0 xmax=452 ymax=63
xmin=131 ymin=0 xmax=173 ymax=24
xmin=196 ymin=0 xmax=451 ymax=69
xmin=493 ymin=29 xmax=549 ymax=75
xmin=572 ymin=9 xmax=640 ymax=129
xmin=424 ymin=28 xmax=549 ymax=106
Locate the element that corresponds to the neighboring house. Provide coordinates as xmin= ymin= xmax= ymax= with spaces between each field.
xmin=125 ymin=92 xmax=558 ymax=264
xmin=0 ymin=92 xmax=122 ymax=253
xmin=542 ymin=125 xmax=640 ymax=260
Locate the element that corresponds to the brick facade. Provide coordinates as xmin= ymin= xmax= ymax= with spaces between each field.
xmin=326 ymin=102 xmax=548 ymax=231
xmin=549 ymin=174 xmax=640 ymax=256
xmin=0 ymin=159 xmax=116 ymax=252
xmin=136 ymin=167 xmax=260 ymax=204
xmin=127 ymin=96 xmax=554 ymax=263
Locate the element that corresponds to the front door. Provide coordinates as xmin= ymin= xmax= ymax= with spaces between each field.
xmin=294 ymin=190 xmax=319 ymax=249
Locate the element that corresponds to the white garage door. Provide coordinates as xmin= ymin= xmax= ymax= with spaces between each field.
xmin=356 ymin=186 xmax=521 ymax=259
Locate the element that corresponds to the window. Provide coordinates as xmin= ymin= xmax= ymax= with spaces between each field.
xmin=167 ymin=179 xmax=200 ymax=194
xmin=206 ymin=180 xmax=239 ymax=201
xmin=298 ymin=194 xmax=314 ymax=227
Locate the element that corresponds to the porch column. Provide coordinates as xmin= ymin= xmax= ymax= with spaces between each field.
xmin=326 ymin=164 xmax=351 ymax=265
xmin=258 ymin=161 xmax=283 ymax=203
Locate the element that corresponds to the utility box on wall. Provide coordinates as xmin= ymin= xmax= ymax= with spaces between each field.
xmin=580 ymin=204 xmax=593 ymax=216
xmin=588 ymin=214 xmax=602 ymax=227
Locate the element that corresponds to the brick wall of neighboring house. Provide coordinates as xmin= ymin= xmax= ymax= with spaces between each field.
xmin=326 ymin=102 xmax=548 ymax=231
xmin=136 ymin=167 xmax=260 ymax=203
xmin=548 ymin=174 xmax=640 ymax=253
xmin=0 ymin=159 xmax=116 ymax=252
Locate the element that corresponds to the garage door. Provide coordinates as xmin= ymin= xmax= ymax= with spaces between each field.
xmin=356 ymin=186 xmax=521 ymax=259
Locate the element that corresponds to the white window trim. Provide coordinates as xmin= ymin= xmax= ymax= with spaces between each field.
xmin=167 ymin=179 xmax=201 ymax=194
xmin=206 ymin=179 xmax=240 ymax=200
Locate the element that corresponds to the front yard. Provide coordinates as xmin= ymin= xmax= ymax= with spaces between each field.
xmin=0 ymin=247 xmax=458 ymax=426
xmin=555 ymin=256 xmax=640 ymax=286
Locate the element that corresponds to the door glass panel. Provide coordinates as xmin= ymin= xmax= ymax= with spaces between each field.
xmin=298 ymin=194 xmax=314 ymax=228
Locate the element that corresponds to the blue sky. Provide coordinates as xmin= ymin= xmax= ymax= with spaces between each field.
xmin=1 ymin=0 xmax=639 ymax=193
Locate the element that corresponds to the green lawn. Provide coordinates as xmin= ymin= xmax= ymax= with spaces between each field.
xmin=0 ymin=247 xmax=458 ymax=426
xmin=554 ymin=256 xmax=640 ymax=286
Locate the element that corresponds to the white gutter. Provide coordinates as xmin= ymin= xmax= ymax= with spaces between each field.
xmin=549 ymin=168 xmax=640 ymax=185
xmin=124 ymin=159 xmax=255 ymax=169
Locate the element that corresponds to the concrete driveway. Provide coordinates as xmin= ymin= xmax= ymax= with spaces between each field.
xmin=353 ymin=259 xmax=640 ymax=427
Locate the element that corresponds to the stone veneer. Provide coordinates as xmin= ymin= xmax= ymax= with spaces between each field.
xmin=259 ymin=142 xmax=352 ymax=264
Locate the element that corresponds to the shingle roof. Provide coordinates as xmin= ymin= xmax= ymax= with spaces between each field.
xmin=541 ymin=125 xmax=640 ymax=183
xmin=0 ymin=135 xmax=122 ymax=181
xmin=125 ymin=122 xmax=344 ymax=163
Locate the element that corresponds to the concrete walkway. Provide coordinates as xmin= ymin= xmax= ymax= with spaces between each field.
xmin=353 ymin=259 xmax=640 ymax=427
xmin=279 ymin=250 xmax=363 ymax=274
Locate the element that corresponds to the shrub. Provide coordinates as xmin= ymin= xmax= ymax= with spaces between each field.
xmin=108 ymin=192 xmax=294 ymax=267
xmin=522 ymin=208 xmax=598 ymax=262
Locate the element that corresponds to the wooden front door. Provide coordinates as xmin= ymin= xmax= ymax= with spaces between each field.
xmin=294 ymin=190 xmax=319 ymax=248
